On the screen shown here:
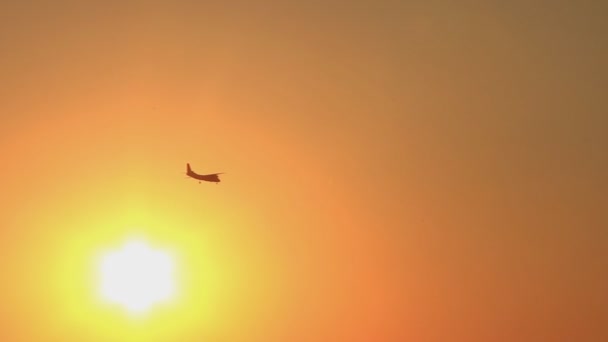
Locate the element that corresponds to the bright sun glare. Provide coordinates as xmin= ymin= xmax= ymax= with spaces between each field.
xmin=99 ymin=239 xmax=175 ymax=314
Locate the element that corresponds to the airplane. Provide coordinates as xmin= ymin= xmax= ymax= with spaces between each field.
xmin=186 ymin=163 xmax=223 ymax=184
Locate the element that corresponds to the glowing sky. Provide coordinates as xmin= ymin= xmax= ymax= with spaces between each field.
xmin=0 ymin=1 xmax=606 ymax=341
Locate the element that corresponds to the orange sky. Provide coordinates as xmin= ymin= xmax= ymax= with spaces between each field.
xmin=0 ymin=1 xmax=606 ymax=341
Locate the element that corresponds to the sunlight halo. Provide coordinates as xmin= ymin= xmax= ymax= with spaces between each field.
xmin=99 ymin=239 xmax=175 ymax=314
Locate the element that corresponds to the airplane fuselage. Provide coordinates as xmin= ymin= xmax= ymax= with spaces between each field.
xmin=186 ymin=163 xmax=222 ymax=183
xmin=187 ymin=171 xmax=221 ymax=182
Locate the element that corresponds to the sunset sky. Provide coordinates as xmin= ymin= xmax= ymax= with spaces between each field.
xmin=0 ymin=1 xmax=606 ymax=341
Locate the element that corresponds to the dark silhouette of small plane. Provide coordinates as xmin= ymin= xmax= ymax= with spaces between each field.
xmin=186 ymin=163 xmax=223 ymax=184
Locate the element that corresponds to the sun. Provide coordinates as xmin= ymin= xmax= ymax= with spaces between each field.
xmin=99 ymin=239 xmax=175 ymax=314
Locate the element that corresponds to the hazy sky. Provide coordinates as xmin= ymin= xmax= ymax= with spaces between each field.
xmin=1 ymin=1 xmax=606 ymax=341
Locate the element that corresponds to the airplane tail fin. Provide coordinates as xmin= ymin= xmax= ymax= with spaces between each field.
xmin=186 ymin=163 xmax=192 ymax=174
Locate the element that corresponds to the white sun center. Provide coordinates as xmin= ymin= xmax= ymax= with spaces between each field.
xmin=99 ymin=240 xmax=175 ymax=314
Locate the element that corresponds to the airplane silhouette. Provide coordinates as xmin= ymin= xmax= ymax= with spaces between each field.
xmin=186 ymin=163 xmax=223 ymax=184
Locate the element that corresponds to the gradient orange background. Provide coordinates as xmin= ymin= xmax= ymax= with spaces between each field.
xmin=1 ymin=1 xmax=606 ymax=341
